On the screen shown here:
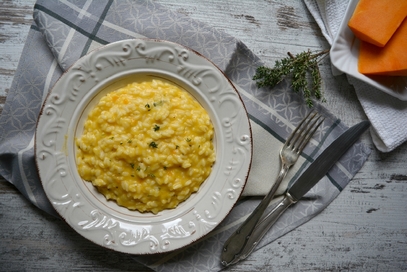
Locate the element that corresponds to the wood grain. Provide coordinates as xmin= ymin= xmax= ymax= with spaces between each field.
xmin=1 ymin=0 xmax=407 ymax=271
xmin=0 ymin=0 xmax=34 ymax=114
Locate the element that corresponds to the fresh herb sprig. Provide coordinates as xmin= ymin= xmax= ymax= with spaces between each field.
xmin=252 ymin=49 xmax=329 ymax=108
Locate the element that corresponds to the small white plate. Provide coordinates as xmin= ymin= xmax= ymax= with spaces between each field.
xmin=330 ymin=0 xmax=407 ymax=101
xmin=35 ymin=39 xmax=252 ymax=254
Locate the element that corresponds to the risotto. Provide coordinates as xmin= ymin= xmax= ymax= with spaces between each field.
xmin=75 ymin=79 xmax=216 ymax=214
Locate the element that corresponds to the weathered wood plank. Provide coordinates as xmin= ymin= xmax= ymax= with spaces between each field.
xmin=0 ymin=0 xmax=34 ymax=114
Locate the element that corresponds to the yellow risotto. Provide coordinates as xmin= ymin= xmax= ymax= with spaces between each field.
xmin=75 ymin=79 xmax=216 ymax=214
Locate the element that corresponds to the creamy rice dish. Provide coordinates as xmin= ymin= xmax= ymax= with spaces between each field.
xmin=75 ymin=79 xmax=216 ymax=214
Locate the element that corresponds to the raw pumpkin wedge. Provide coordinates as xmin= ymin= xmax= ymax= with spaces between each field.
xmin=348 ymin=0 xmax=407 ymax=47
xmin=358 ymin=17 xmax=407 ymax=76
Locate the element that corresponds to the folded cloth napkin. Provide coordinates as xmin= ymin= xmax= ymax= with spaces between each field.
xmin=0 ymin=1 xmax=370 ymax=271
xmin=304 ymin=0 xmax=407 ymax=153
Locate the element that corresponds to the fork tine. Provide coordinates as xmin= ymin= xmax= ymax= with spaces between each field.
xmin=286 ymin=111 xmax=315 ymax=146
xmin=290 ymin=112 xmax=319 ymax=148
xmin=295 ymin=115 xmax=324 ymax=153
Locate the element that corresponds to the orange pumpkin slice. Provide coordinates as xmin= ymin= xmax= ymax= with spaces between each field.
xmin=358 ymin=17 xmax=407 ymax=76
xmin=348 ymin=0 xmax=407 ymax=47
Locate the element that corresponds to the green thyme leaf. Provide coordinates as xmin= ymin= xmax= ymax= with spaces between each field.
xmin=252 ymin=49 xmax=329 ymax=108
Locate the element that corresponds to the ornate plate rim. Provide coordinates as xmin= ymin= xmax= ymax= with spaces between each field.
xmin=35 ymin=38 xmax=253 ymax=255
xmin=330 ymin=0 xmax=407 ymax=101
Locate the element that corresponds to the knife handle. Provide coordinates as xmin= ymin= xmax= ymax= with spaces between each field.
xmin=235 ymin=192 xmax=296 ymax=264
xmin=221 ymin=164 xmax=289 ymax=266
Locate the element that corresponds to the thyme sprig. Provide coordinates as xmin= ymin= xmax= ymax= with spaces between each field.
xmin=252 ymin=49 xmax=329 ymax=108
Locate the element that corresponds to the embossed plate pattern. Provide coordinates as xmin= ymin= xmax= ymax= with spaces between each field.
xmin=35 ymin=39 xmax=252 ymax=254
xmin=330 ymin=0 xmax=407 ymax=101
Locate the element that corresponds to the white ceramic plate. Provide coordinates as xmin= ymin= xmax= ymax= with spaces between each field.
xmin=35 ymin=39 xmax=252 ymax=254
xmin=330 ymin=0 xmax=407 ymax=101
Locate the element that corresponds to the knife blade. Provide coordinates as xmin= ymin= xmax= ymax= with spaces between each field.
xmin=221 ymin=120 xmax=370 ymax=266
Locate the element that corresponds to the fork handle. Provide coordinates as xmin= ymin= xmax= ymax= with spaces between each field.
xmin=237 ymin=193 xmax=297 ymax=262
xmin=221 ymin=164 xmax=290 ymax=266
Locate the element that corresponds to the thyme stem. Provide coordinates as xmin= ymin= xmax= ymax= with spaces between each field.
xmin=253 ymin=49 xmax=329 ymax=108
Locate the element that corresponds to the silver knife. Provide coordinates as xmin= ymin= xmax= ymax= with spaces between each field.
xmin=221 ymin=120 xmax=370 ymax=266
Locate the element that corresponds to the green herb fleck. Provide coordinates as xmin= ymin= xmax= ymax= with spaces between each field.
xmin=186 ymin=138 xmax=191 ymax=142
xmin=148 ymin=173 xmax=155 ymax=178
xmin=127 ymin=139 xmax=132 ymax=144
xmin=136 ymin=166 xmax=141 ymax=171
xmin=163 ymin=166 xmax=167 ymax=170
xmin=154 ymin=125 xmax=160 ymax=131
xmin=149 ymin=141 xmax=158 ymax=148
xmin=130 ymin=163 xmax=135 ymax=169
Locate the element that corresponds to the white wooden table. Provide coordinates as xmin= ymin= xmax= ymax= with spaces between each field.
xmin=1 ymin=1 xmax=407 ymax=271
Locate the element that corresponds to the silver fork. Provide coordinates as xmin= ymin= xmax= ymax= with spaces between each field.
xmin=221 ymin=111 xmax=324 ymax=266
